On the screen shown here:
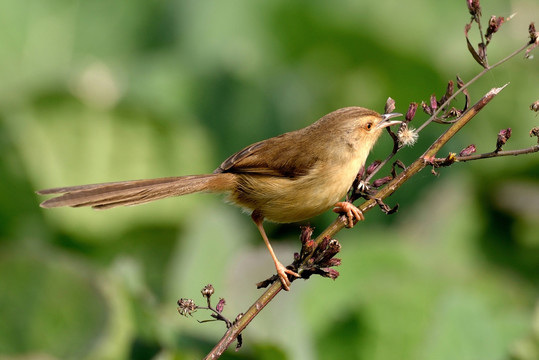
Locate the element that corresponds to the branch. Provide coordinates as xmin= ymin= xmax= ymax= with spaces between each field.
xmin=203 ymin=85 xmax=507 ymax=359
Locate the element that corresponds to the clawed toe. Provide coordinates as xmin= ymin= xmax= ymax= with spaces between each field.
xmin=275 ymin=263 xmax=300 ymax=291
xmin=333 ymin=201 xmax=364 ymax=228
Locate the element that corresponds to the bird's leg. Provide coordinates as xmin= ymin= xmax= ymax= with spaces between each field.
xmin=251 ymin=212 xmax=300 ymax=291
xmin=333 ymin=201 xmax=364 ymax=228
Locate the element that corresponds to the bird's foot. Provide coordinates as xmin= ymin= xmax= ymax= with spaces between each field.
xmin=275 ymin=261 xmax=300 ymax=291
xmin=333 ymin=201 xmax=364 ymax=228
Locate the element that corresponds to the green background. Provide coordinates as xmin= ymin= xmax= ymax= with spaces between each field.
xmin=1 ymin=0 xmax=538 ymax=359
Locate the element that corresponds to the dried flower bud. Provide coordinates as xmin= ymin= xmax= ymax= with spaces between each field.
xmin=319 ymin=236 xmax=330 ymax=251
xmin=324 ymin=268 xmax=340 ymax=280
xmin=527 ymin=23 xmax=538 ymax=58
xmin=177 ymin=298 xmax=197 ymax=317
xmin=314 ymin=238 xmax=342 ymax=267
xmin=326 ymin=258 xmax=342 ymax=267
xmin=467 ymin=0 xmax=481 ymax=17
xmin=405 ymin=102 xmax=418 ymax=122
xmin=445 ymin=81 xmax=454 ymax=99
xmin=300 ymin=225 xmax=314 ymax=244
xmin=438 ymin=81 xmax=454 ymax=106
xmin=366 ymin=160 xmax=382 ymax=175
xmin=385 ymin=97 xmax=396 ymax=114
xmin=486 ymin=15 xmax=505 ymax=42
xmin=201 ymin=284 xmax=214 ymax=298
xmin=430 ymin=94 xmax=438 ymax=111
xmin=446 ymin=107 xmax=462 ymax=118
xmin=421 ymin=101 xmax=432 ymax=115
xmin=398 ymin=123 xmax=418 ymax=147
xmin=530 ymin=22 xmax=538 ymax=44
xmin=372 ymin=176 xmax=392 ymax=188
xmin=456 ymin=75 xmax=465 ymax=88
xmin=216 ymin=298 xmax=226 ymax=313
xmin=529 ymin=127 xmax=539 ymax=143
xmin=356 ymin=180 xmax=369 ymax=193
xmin=302 ymin=239 xmax=315 ymax=258
xmin=495 ymin=128 xmax=512 ymax=152
xmin=320 ymin=239 xmax=341 ymax=263
xmin=459 ymin=144 xmax=477 ymax=157
xmin=531 ymin=100 xmax=539 ymax=112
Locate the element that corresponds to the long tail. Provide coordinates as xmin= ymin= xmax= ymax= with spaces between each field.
xmin=37 ymin=174 xmax=232 ymax=209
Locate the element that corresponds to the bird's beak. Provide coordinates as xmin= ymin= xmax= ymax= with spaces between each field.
xmin=376 ymin=113 xmax=402 ymax=129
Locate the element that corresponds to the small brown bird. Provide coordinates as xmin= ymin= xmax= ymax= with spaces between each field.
xmin=37 ymin=107 xmax=401 ymax=290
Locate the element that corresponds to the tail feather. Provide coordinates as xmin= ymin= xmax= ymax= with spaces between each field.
xmin=37 ymin=174 xmax=228 ymax=209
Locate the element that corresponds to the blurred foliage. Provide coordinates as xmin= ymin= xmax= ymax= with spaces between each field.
xmin=0 ymin=0 xmax=538 ymax=359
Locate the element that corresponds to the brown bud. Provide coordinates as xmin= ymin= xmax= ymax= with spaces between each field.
xmin=467 ymin=0 xmax=481 ymax=17
xmin=201 ymin=284 xmax=214 ymax=298
xmin=456 ymin=75 xmax=465 ymax=88
xmin=319 ymin=236 xmax=330 ymax=252
xmin=316 ymin=247 xmax=341 ymax=268
xmin=324 ymin=268 xmax=340 ymax=280
xmin=526 ymin=23 xmax=538 ymax=58
xmin=405 ymin=102 xmax=418 ymax=122
xmin=366 ymin=160 xmax=382 ymax=175
xmin=177 ymin=298 xmax=197 ymax=317
xmin=446 ymin=107 xmax=463 ymax=118
xmin=531 ymin=100 xmax=539 ymax=112
xmin=440 ymin=81 xmax=454 ymax=105
xmin=372 ymin=176 xmax=392 ymax=188
xmin=318 ymin=239 xmax=341 ymax=264
xmin=496 ymin=128 xmax=512 ymax=152
xmin=430 ymin=94 xmax=438 ymax=111
xmin=300 ymin=225 xmax=314 ymax=244
xmin=421 ymin=101 xmax=432 ymax=115
xmin=445 ymin=80 xmax=454 ymax=98
xmin=459 ymin=144 xmax=477 ymax=157
xmin=304 ymin=239 xmax=315 ymax=253
xmin=486 ymin=15 xmax=505 ymax=42
xmin=385 ymin=97 xmax=396 ymax=114
xmin=529 ymin=127 xmax=539 ymax=143
xmin=326 ymin=258 xmax=342 ymax=267
xmin=216 ymin=298 xmax=226 ymax=313
xmin=529 ymin=22 xmax=538 ymax=44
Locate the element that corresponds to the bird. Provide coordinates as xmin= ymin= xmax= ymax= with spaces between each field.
xmin=37 ymin=107 xmax=401 ymax=290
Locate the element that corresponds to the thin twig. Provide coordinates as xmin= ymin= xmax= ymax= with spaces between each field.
xmin=203 ymin=281 xmax=282 ymax=359
xmin=433 ymin=145 xmax=539 ymax=165
xmin=363 ymin=40 xmax=530 ymax=184
xmin=415 ymin=41 xmax=531 ymax=134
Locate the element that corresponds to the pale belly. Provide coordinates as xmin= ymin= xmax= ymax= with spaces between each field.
xmin=227 ymin=161 xmax=362 ymax=223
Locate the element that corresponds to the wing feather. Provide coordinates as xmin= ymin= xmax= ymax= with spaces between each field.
xmin=214 ymin=132 xmax=319 ymax=178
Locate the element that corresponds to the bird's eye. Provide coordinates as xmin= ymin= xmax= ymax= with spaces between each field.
xmin=366 ymin=122 xmax=373 ymax=130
